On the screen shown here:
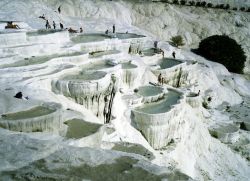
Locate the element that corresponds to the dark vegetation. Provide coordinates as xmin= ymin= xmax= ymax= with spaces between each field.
xmin=194 ymin=35 xmax=246 ymax=73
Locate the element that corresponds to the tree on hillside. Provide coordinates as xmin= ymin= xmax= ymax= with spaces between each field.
xmin=171 ymin=35 xmax=185 ymax=47
xmin=195 ymin=35 xmax=246 ymax=73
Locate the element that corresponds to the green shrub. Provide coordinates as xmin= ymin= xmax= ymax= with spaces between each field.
xmin=215 ymin=4 xmax=220 ymax=8
xmin=219 ymin=4 xmax=224 ymax=9
xmin=195 ymin=35 xmax=246 ymax=73
xmin=207 ymin=3 xmax=213 ymax=8
xmin=201 ymin=1 xmax=206 ymax=7
xmin=196 ymin=2 xmax=201 ymax=6
xmin=171 ymin=35 xmax=185 ymax=47
xmin=180 ymin=0 xmax=186 ymax=5
xmin=232 ymin=7 xmax=237 ymax=11
xmin=240 ymin=7 xmax=245 ymax=11
xmin=189 ymin=1 xmax=195 ymax=6
xmin=173 ymin=0 xmax=179 ymax=4
xmin=225 ymin=4 xmax=230 ymax=9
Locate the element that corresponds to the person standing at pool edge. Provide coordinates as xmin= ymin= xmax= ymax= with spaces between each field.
xmin=158 ymin=73 xmax=162 ymax=85
xmin=113 ymin=24 xmax=115 ymax=33
xmin=53 ymin=21 xmax=56 ymax=29
xmin=60 ymin=23 xmax=64 ymax=30
xmin=45 ymin=20 xmax=49 ymax=29
xmin=172 ymin=51 xmax=176 ymax=59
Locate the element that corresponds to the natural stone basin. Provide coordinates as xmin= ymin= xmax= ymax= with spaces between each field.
xmin=63 ymin=71 xmax=107 ymax=82
xmin=138 ymin=86 xmax=163 ymax=97
xmin=159 ymin=58 xmax=182 ymax=69
xmin=1 ymin=106 xmax=55 ymax=120
xmin=142 ymin=48 xmax=161 ymax=57
xmin=89 ymin=50 xmax=120 ymax=58
xmin=122 ymin=94 xmax=143 ymax=106
xmin=0 ymin=52 xmax=84 ymax=68
xmin=137 ymin=86 xmax=165 ymax=103
xmin=53 ymin=71 xmax=111 ymax=119
xmin=0 ymin=104 xmax=62 ymax=133
xmin=71 ymin=33 xmax=111 ymax=43
xmin=121 ymin=62 xmax=137 ymax=69
xmin=27 ymin=29 xmax=64 ymax=36
xmin=112 ymin=142 xmax=154 ymax=160
xmin=135 ymin=90 xmax=181 ymax=114
xmin=81 ymin=61 xmax=116 ymax=72
xmin=54 ymin=71 xmax=109 ymax=96
xmin=132 ymin=89 xmax=183 ymax=149
xmin=115 ymin=33 xmax=145 ymax=39
xmin=64 ymin=119 xmax=102 ymax=139
xmin=208 ymin=123 xmax=240 ymax=143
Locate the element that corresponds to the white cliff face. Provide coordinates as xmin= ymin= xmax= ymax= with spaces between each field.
xmin=0 ymin=0 xmax=250 ymax=180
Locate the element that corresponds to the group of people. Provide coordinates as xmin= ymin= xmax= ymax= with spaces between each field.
xmin=158 ymin=73 xmax=164 ymax=85
xmin=42 ymin=16 xmax=83 ymax=33
xmin=105 ymin=24 xmax=116 ymax=35
xmin=40 ymin=14 xmax=64 ymax=30
xmin=39 ymin=6 xmax=83 ymax=33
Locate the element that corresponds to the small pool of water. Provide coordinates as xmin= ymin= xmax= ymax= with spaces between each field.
xmin=115 ymin=33 xmax=145 ymax=39
xmin=112 ymin=142 xmax=154 ymax=160
xmin=0 ymin=52 xmax=84 ymax=68
xmin=159 ymin=58 xmax=182 ymax=69
xmin=121 ymin=62 xmax=137 ymax=69
xmin=137 ymin=86 xmax=163 ymax=97
xmin=27 ymin=30 xmax=64 ymax=36
xmin=142 ymin=48 xmax=161 ymax=57
xmin=1 ymin=106 xmax=55 ymax=120
xmin=71 ymin=33 xmax=111 ymax=43
xmin=81 ymin=62 xmax=115 ymax=71
xmin=63 ymin=71 xmax=106 ymax=81
xmin=89 ymin=50 xmax=120 ymax=58
xmin=135 ymin=90 xmax=181 ymax=114
xmin=213 ymin=124 xmax=239 ymax=133
xmin=64 ymin=119 xmax=101 ymax=139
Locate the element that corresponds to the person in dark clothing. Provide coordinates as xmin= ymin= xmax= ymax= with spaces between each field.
xmin=60 ymin=23 xmax=64 ymax=30
xmin=14 ymin=92 xmax=23 ymax=99
xmin=45 ymin=20 xmax=50 ymax=29
xmin=80 ymin=27 xmax=83 ymax=33
xmin=128 ymin=45 xmax=132 ymax=54
xmin=68 ymin=27 xmax=77 ymax=33
xmin=160 ymin=49 xmax=164 ymax=58
xmin=103 ymin=96 xmax=109 ymax=123
xmin=195 ymin=90 xmax=200 ymax=96
xmin=154 ymin=41 xmax=158 ymax=53
xmin=154 ymin=41 xmax=158 ymax=49
xmin=58 ymin=5 xmax=61 ymax=14
xmin=172 ymin=51 xmax=176 ymax=59
xmin=105 ymin=29 xmax=109 ymax=34
xmin=53 ymin=21 xmax=56 ymax=29
xmin=158 ymin=73 xmax=162 ymax=85
xmin=112 ymin=24 xmax=115 ymax=33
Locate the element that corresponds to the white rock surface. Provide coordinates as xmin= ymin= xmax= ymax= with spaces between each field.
xmin=0 ymin=0 xmax=249 ymax=180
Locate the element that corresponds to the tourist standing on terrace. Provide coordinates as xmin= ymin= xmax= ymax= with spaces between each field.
xmin=172 ymin=51 xmax=176 ymax=59
xmin=53 ymin=21 xmax=56 ymax=29
xmin=113 ymin=24 xmax=116 ymax=33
